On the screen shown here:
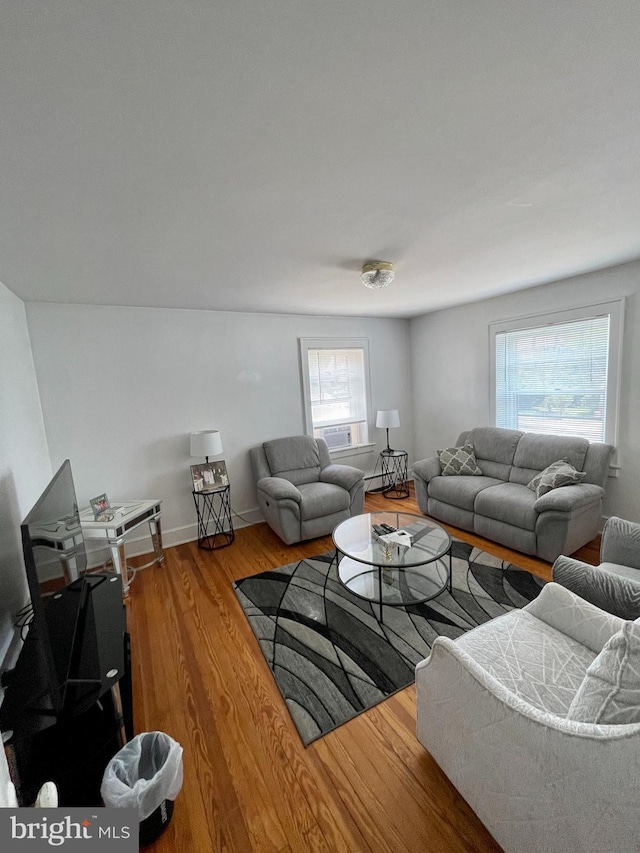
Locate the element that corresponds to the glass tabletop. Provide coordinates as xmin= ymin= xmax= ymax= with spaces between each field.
xmin=332 ymin=511 xmax=451 ymax=569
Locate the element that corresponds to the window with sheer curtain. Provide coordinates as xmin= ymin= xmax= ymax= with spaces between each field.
xmin=299 ymin=338 xmax=371 ymax=448
xmin=490 ymin=301 xmax=623 ymax=445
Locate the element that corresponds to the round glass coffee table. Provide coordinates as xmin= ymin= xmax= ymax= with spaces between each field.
xmin=332 ymin=512 xmax=452 ymax=620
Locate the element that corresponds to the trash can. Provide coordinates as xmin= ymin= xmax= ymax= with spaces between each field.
xmin=101 ymin=731 xmax=183 ymax=846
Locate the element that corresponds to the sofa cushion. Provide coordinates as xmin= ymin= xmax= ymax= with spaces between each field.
xmin=438 ymin=444 xmax=483 ymax=476
xmin=513 ymin=433 xmax=589 ymax=475
xmin=475 ymin=482 xmax=538 ymax=530
xmin=567 ymin=620 xmax=640 ymax=724
xmin=263 ymin=436 xmax=321 ymax=486
xmin=527 ymin=460 xmax=587 ymax=498
xmin=476 ymin=458 xmax=513 ymax=480
xmin=297 ymin=481 xmax=350 ymax=520
xmin=429 ymin=475 xmax=503 ymax=511
xmin=456 ymin=609 xmax=597 ymax=716
xmin=465 ymin=427 xmax=522 ymax=465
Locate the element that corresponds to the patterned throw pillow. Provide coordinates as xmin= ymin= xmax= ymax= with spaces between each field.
xmin=527 ymin=459 xmax=586 ymax=498
xmin=567 ymin=620 xmax=640 ymax=724
xmin=437 ymin=444 xmax=483 ymax=476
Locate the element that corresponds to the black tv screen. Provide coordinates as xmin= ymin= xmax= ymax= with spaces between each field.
xmin=20 ymin=459 xmax=89 ymax=712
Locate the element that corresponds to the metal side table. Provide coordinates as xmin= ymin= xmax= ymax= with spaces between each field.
xmin=192 ymin=485 xmax=234 ymax=550
xmin=380 ymin=450 xmax=410 ymax=499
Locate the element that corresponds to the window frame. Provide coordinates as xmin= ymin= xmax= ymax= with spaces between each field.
xmin=489 ymin=299 xmax=624 ymax=449
xmin=298 ymin=337 xmax=374 ymax=455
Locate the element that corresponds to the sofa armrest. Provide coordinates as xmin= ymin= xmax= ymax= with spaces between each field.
xmin=601 ymin=516 xmax=640 ymax=569
xmin=319 ymin=463 xmax=363 ymax=492
xmin=412 ymin=456 xmax=441 ymax=483
xmin=553 ymin=556 xmax=640 ymax=621
xmin=256 ymin=477 xmax=302 ymax=503
xmin=533 ymin=483 xmax=604 ymax=513
xmin=524 ymin=581 xmax=624 ymax=653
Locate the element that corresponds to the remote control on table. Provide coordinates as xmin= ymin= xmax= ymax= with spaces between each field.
xmin=372 ymin=524 xmax=387 ymax=535
xmin=380 ymin=523 xmax=397 ymax=533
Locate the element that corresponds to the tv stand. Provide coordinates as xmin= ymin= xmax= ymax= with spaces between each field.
xmin=0 ymin=573 xmax=133 ymax=806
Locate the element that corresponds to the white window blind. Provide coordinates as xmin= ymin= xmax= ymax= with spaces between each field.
xmin=307 ymin=347 xmax=367 ymax=428
xmin=495 ymin=315 xmax=610 ymax=441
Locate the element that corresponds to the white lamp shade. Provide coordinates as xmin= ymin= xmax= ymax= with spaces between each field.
xmin=190 ymin=430 xmax=223 ymax=458
xmin=376 ymin=409 xmax=400 ymax=429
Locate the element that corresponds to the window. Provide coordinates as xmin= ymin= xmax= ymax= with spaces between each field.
xmin=490 ymin=301 xmax=624 ymax=445
xmin=299 ymin=338 xmax=371 ymax=450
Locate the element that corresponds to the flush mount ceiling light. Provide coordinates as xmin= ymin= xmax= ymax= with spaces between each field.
xmin=361 ymin=261 xmax=394 ymax=289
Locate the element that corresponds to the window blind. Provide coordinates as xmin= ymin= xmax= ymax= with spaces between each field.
xmin=495 ymin=315 xmax=610 ymax=442
xmin=307 ymin=348 xmax=366 ymax=428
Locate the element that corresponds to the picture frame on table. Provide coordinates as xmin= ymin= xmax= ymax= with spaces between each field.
xmin=191 ymin=461 xmax=229 ymax=493
xmin=89 ymin=493 xmax=110 ymax=518
xmin=89 ymin=492 xmax=123 ymax=521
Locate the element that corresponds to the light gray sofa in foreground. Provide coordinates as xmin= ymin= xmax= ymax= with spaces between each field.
xmin=413 ymin=427 xmax=613 ymax=561
xmin=249 ymin=435 xmax=364 ymax=544
xmin=416 ymin=582 xmax=640 ymax=853
xmin=553 ymin=516 xmax=640 ymax=619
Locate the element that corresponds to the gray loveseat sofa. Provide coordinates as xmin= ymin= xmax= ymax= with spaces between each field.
xmin=413 ymin=427 xmax=613 ymax=561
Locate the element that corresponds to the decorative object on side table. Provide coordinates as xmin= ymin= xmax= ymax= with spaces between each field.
xmin=190 ymin=460 xmax=229 ymax=493
xmin=89 ymin=493 xmax=124 ymax=521
xmin=376 ymin=409 xmax=400 ymax=451
xmin=189 ymin=429 xmax=223 ymax=463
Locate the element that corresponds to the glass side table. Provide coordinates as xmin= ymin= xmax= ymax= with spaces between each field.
xmin=380 ymin=449 xmax=410 ymax=499
xmin=192 ymin=485 xmax=234 ymax=550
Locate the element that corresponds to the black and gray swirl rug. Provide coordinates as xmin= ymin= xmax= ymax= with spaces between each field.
xmin=233 ymin=539 xmax=545 ymax=745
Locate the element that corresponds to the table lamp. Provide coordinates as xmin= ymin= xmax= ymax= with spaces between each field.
xmin=376 ymin=410 xmax=400 ymax=452
xmin=190 ymin=430 xmax=223 ymax=463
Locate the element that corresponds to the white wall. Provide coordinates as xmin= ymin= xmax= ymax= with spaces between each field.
xmin=26 ymin=304 xmax=412 ymax=554
xmin=0 ymin=282 xmax=51 ymax=666
xmin=0 ymin=282 xmax=52 ymax=802
xmin=409 ymin=259 xmax=640 ymax=521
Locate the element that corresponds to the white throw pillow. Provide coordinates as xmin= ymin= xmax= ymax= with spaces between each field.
xmin=567 ymin=620 xmax=640 ymax=724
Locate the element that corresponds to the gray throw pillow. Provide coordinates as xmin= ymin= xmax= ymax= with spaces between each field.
xmin=437 ymin=444 xmax=483 ymax=476
xmin=567 ymin=620 xmax=640 ymax=724
xmin=527 ymin=459 xmax=586 ymax=498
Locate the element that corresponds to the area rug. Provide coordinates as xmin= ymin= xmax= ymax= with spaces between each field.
xmin=233 ymin=539 xmax=545 ymax=745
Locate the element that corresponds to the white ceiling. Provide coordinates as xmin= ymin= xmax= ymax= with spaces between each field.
xmin=1 ymin=1 xmax=639 ymax=319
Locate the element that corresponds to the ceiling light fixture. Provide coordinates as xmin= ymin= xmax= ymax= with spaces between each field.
xmin=361 ymin=261 xmax=394 ymax=289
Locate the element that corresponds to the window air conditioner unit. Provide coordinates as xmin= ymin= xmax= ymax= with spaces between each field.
xmin=319 ymin=425 xmax=352 ymax=450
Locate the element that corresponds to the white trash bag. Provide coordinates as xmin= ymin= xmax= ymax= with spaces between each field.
xmin=101 ymin=731 xmax=183 ymax=820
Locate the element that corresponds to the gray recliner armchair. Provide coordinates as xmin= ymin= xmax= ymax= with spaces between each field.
xmin=249 ymin=435 xmax=365 ymax=544
xmin=553 ymin=516 xmax=640 ymax=619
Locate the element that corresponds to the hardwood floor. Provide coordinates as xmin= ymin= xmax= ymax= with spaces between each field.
xmin=126 ymin=487 xmax=599 ymax=853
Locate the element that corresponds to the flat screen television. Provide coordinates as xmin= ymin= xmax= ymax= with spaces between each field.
xmin=20 ymin=459 xmax=90 ymax=713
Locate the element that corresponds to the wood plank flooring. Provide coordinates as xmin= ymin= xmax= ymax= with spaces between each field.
xmin=126 ymin=487 xmax=599 ymax=853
